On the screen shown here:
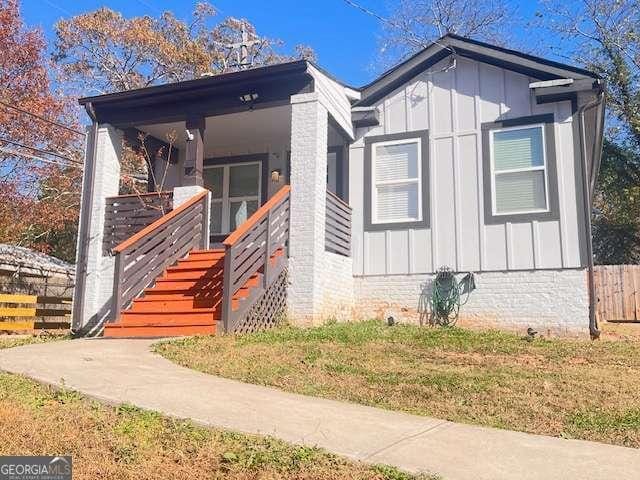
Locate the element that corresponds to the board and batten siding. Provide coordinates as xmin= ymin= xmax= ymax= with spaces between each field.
xmin=350 ymin=57 xmax=586 ymax=276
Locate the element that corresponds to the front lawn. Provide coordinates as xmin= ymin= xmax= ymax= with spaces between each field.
xmin=0 ymin=341 xmax=429 ymax=480
xmin=156 ymin=320 xmax=640 ymax=449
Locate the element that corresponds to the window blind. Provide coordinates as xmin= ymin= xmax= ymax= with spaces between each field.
xmin=375 ymin=143 xmax=418 ymax=182
xmin=373 ymin=140 xmax=421 ymax=223
xmin=494 ymin=171 xmax=546 ymax=213
xmin=376 ymin=183 xmax=419 ymax=222
xmin=492 ymin=125 xmax=547 ymax=214
xmin=493 ymin=127 xmax=543 ymax=171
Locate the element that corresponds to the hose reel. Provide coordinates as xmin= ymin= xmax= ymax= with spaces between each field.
xmin=429 ymin=266 xmax=476 ymax=327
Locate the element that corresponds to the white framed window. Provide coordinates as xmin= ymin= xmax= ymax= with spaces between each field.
xmin=371 ymin=137 xmax=423 ymax=224
xmin=489 ymin=124 xmax=549 ymax=216
xmin=203 ymin=161 xmax=261 ymax=235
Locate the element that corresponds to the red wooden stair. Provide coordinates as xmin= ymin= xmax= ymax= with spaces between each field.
xmin=103 ymin=248 xmax=284 ymax=338
xmin=104 ymin=185 xmax=291 ymax=338
xmin=104 ymin=249 xmax=252 ymax=337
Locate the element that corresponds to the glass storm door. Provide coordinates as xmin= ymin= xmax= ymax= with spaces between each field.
xmin=203 ymin=161 xmax=261 ymax=235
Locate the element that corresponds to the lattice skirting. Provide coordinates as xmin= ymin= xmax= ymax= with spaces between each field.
xmin=233 ymin=268 xmax=288 ymax=334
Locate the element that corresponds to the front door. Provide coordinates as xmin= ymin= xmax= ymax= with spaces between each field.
xmin=203 ymin=161 xmax=262 ymax=236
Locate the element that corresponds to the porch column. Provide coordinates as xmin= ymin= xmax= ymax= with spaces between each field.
xmin=288 ymin=92 xmax=328 ymax=325
xmin=184 ymin=116 xmax=205 ymax=186
xmin=72 ymin=124 xmax=122 ymax=336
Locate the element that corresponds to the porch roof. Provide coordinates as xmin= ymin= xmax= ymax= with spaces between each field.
xmin=80 ymin=59 xmax=358 ymax=140
xmin=79 ymin=61 xmax=315 ymax=127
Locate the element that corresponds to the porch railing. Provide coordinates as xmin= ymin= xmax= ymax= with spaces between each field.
xmin=325 ymin=190 xmax=352 ymax=257
xmin=220 ymin=185 xmax=290 ymax=333
xmin=103 ymin=191 xmax=173 ymax=254
xmin=110 ymin=190 xmax=208 ymax=321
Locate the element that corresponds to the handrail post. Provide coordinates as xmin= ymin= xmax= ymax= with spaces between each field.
xmin=111 ymin=251 xmax=124 ymax=323
xmin=263 ymin=209 xmax=272 ymax=288
xmin=200 ymin=193 xmax=209 ymax=250
xmin=220 ymin=244 xmax=234 ymax=333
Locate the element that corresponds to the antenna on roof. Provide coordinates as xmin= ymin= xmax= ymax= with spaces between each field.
xmin=224 ymin=22 xmax=264 ymax=70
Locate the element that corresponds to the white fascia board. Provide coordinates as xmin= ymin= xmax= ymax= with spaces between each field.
xmin=529 ymin=78 xmax=574 ymax=89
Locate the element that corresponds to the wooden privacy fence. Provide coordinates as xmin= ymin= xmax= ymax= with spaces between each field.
xmin=594 ymin=265 xmax=640 ymax=322
xmin=103 ymin=191 xmax=173 ymax=253
xmin=325 ymin=190 xmax=352 ymax=257
xmin=0 ymin=293 xmax=71 ymax=331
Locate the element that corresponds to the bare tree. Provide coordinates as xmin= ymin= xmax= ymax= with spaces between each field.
xmin=537 ymin=0 xmax=640 ymax=264
xmin=379 ymin=0 xmax=514 ymax=66
xmin=539 ymin=0 xmax=640 ymax=144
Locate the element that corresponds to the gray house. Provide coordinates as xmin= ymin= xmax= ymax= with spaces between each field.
xmin=72 ymin=34 xmax=605 ymax=338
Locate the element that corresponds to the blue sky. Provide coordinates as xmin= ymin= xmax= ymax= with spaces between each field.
xmin=22 ymin=0 xmax=547 ymax=87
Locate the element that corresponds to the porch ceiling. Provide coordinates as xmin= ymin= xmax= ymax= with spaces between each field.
xmin=139 ymin=105 xmax=292 ymax=157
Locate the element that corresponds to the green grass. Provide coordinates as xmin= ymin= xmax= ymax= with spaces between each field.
xmin=0 ymin=337 xmax=435 ymax=479
xmin=156 ymin=320 xmax=640 ymax=449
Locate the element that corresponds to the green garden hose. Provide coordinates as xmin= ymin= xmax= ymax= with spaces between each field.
xmin=430 ymin=267 xmax=476 ymax=327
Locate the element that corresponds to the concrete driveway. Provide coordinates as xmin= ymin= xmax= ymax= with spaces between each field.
xmin=0 ymin=339 xmax=638 ymax=480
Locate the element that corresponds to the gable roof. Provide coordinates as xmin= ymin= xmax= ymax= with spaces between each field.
xmin=357 ymin=34 xmax=600 ymax=106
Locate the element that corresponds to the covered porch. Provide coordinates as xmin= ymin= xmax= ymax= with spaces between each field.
xmin=73 ymin=61 xmax=358 ymax=336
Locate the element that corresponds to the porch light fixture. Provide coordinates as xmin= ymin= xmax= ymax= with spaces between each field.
xmin=239 ymin=93 xmax=259 ymax=102
xmin=270 ymin=169 xmax=282 ymax=183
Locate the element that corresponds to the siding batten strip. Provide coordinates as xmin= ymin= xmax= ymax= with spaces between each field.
xmin=474 ymin=61 xmax=486 ymax=271
xmin=554 ymin=103 xmax=569 ymax=268
xmin=407 ymin=228 xmax=414 ymax=274
xmin=452 ymin=65 xmax=462 ymax=271
xmin=505 ymin=222 xmax=513 ymax=270
xmin=427 ymin=76 xmax=437 ymax=272
xmin=384 ymin=230 xmax=391 ymax=275
xmin=532 ymin=220 xmax=540 ymax=269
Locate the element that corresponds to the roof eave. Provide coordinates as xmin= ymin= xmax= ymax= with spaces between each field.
xmin=78 ymin=60 xmax=310 ymax=107
xmin=357 ymin=34 xmax=601 ymax=107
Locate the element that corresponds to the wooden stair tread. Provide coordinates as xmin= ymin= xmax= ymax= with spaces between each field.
xmin=103 ymin=324 xmax=216 ymax=338
xmin=127 ymin=303 xmax=219 ymax=314
xmin=115 ymin=314 xmax=219 ymax=327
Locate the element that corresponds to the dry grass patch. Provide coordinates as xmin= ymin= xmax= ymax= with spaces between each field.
xmin=0 ymin=334 xmax=67 ymax=350
xmin=156 ymin=321 xmax=640 ymax=448
xmin=0 ymin=373 xmax=432 ymax=479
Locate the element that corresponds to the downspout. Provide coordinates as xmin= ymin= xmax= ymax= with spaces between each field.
xmin=576 ymin=86 xmax=605 ymax=339
xmin=71 ymin=103 xmax=99 ymax=335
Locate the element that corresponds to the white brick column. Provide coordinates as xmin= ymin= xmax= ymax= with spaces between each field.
xmin=173 ymin=185 xmax=211 ymax=249
xmin=288 ymin=93 xmax=329 ymax=325
xmin=72 ymin=124 xmax=122 ymax=335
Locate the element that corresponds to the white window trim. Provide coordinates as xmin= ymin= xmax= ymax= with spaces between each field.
xmin=204 ymin=160 xmax=262 ymax=234
xmin=489 ymin=123 xmax=550 ymax=217
xmin=370 ymin=137 xmax=423 ymax=225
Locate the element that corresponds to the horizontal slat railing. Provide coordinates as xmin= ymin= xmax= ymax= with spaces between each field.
xmin=103 ymin=192 xmax=173 ymax=254
xmin=221 ymin=185 xmax=290 ymax=333
xmin=325 ymin=190 xmax=352 ymax=257
xmin=110 ymin=190 xmax=209 ymax=322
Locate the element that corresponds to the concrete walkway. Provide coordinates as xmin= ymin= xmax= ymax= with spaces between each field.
xmin=0 ymin=340 xmax=639 ymax=480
